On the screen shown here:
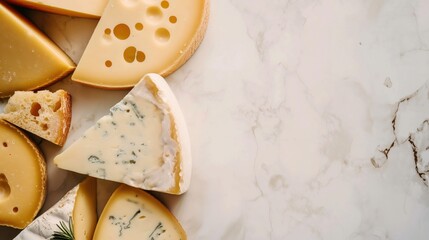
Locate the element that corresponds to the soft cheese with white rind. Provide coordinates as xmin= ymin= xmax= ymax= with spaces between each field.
xmin=6 ymin=0 xmax=108 ymax=18
xmin=72 ymin=0 xmax=209 ymax=88
xmin=93 ymin=184 xmax=187 ymax=240
xmin=13 ymin=187 xmax=76 ymax=240
xmin=54 ymin=74 xmax=191 ymax=195
xmin=13 ymin=177 xmax=97 ymax=240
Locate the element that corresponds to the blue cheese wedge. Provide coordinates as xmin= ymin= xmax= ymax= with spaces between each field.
xmin=13 ymin=177 xmax=97 ymax=240
xmin=93 ymin=184 xmax=186 ymax=240
xmin=54 ymin=73 xmax=191 ymax=195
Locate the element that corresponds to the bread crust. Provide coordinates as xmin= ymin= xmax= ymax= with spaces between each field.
xmin=55 ymin=90 xmax=72 ymax=146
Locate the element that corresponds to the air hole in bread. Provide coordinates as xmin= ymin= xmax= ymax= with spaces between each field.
xmin=12 ymin=207 xmax=18 ymax=213
xmin=41 ymin=123 xmax=48 ymax=131
xmin=30 ymin=102 xmax=41 ymax=117
xmin=53 ymin=101 xmax=61 ymax=112
xmin=2 ymin=142 xmax=7 ymax=147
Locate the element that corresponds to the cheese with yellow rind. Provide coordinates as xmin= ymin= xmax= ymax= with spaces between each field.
xmin=72 ymin=0 xmax=209 ymax=88
xmin=0 ymin=2 xmax=75 ymax=98
xmin=93 ymin=184 xmax=187 ymax=240
xmin=0 ymin=120 xmax=46 ymax=229
xmin=73 ymin=177 xmax=98 ymax=240
xmin=6 ymin=0 xmax=108 ymax=18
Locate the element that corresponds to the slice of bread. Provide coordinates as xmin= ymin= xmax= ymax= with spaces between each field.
xmin=0 ymin=90 xmax=72 ymax=146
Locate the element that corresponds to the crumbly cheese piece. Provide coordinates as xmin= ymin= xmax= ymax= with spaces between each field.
xmin=6 ymin=0 xmax=108 ymax=18
xmin=0 ymin=90 xmax=72 ymax=146
xmin=0 ymin=120 xmax=46 ymax=229
xmin=54 ymin=74 xmax=191 ymax=195
xmin=72 ymin=0 xmax=209 ymax=88
xmin=93 ymin=184 xmax=186 ymax=240
xmin=13 ymin=177 xmax=97 ymax=240
xmin=0 ymin=2 xmax=75 ymax=98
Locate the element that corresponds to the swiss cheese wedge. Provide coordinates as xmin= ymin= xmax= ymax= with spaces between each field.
xmin=0 ymin=2 xmax=75 ymax=98
xmin=54 ymin=74 xmax=191 ymax=195
xmin=72 ymin=0 xmax=209 ymax=88
xmin=6 ymin=0 xmax=108 ymax=18
xmin=0 ymin=120 xmax=46 ymax=229
xmin=93 ymin=184 xmax=187 ymax=240
xmin=13 ymin=177 xmax=97 ymax=240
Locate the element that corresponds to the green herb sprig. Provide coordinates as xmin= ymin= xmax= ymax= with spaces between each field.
xmin=50 ymin=217 xmax=74 ymax=240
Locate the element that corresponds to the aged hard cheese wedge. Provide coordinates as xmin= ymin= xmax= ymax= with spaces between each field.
xmin=0 ymin=2 xmax=75 ymax=98
xmin=13 ymin=177 xmax=97 ymax=240
xmin=6 ymin=0 xmax=108 ymax=18
xmin=0 ymin=90 xmax=72 ymax=146
xmin=54 ymin=74 xmax=191 ymax=195
xmin=94 ymin=184 xmax=186 ymax=240
xmin=0 ymin=120 xmax=46 ymax=229
xmin=72 ymin=0 xmax=209 ymax=88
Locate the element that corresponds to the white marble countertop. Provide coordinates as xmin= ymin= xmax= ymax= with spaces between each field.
xmin=2 ymin=0 xmax=429 ymax=239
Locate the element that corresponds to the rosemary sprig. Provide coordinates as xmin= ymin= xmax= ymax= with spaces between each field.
xmin=50 ymin=217 xmax=74 ymax=240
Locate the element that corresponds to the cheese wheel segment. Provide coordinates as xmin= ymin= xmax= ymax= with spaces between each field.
xmin=0 ymin=120 xmax=46 ymax=229
xmin=93 ymin=184 xmax=186 ymax=240
xmin=13 ymin=177 xmax=98 ymax=240
xmin=72 ymin=0 xmax=209 ymax=88
xmin=6 ymin=0 xmax=108 ymax=18
xmin=54 ymin=73 xmax=192 ymax=195
xmin=0 ymin=2 xmax=75 ymax=98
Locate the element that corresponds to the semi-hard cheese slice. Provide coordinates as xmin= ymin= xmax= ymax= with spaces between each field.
xmin=0 ymin=2 xmax=75 ymax=98
xmin=13 ymin=177 xmax=97 ymax=240
xmin=72 ymin=0 xmax=209 ymax=88
xmin=0 ymin=120 xmax=46 ymax=229
xmin=93 ymin=184 xmax=186 ymax=240
xmin=54 ymin=73 xmax=191 ymax=195
xmin=6 ymin=0 xmax=108 ymax=18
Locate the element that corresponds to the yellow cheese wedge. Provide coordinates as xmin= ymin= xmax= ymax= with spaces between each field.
xmin=73 ymin=177 xmax=98 ymax=240
xmin=0 ymin=120 xmax=46 ymax=229
xmin=72 ymin=0 xmax=209 ymax=88
xmin=0 ymin=2 xmax=75 ymax=98
xmin=6 ymin=0 xmax=108 ymax=18
xmin=93 ymin=185 xmax=186 ymax=240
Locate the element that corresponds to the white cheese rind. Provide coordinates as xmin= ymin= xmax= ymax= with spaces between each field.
xmin=13 ymin=186 xmax=77 ymax=240
xmin=54 ymin=74 xmax=191 ymax=194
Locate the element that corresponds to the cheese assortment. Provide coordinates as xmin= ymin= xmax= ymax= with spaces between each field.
xmin=72 ymin=0 xmax=209 ymax=88
xmin=0 ymin=120 xmax=46 ymax=229
xmin=54 ymin=74 xmax=191 ymax=195
xmin=0 ymin=1 xmax=75 ymax=98
xmin=13 ymin=177 xmax=97 ymax=240
xmin=93 ymin=184 xmax=187 ymax=240
xmin=6 ymin=0 xmax=108 ymax=18
xmin=0 ymin=0 xmax=206 ymax=237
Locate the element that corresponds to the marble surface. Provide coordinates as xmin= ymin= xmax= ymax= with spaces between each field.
xmin=2 ymin=0 xmax=429 ymax=239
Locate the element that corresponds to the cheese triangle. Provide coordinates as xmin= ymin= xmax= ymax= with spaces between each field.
xmin=0 ymin=2 xmax=75 ymax=98
xmin=54 ymin=74 xmax=191 ymax=195
xmin=13 ymin=177 xmax=97 ymax=240
xmin=6 ymin=0 xmax=108 ymax=18
xmin=93 ymin=184 xmax=187 ymax=240
xmin=72 ymin=0 xmax=209 ymax=88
